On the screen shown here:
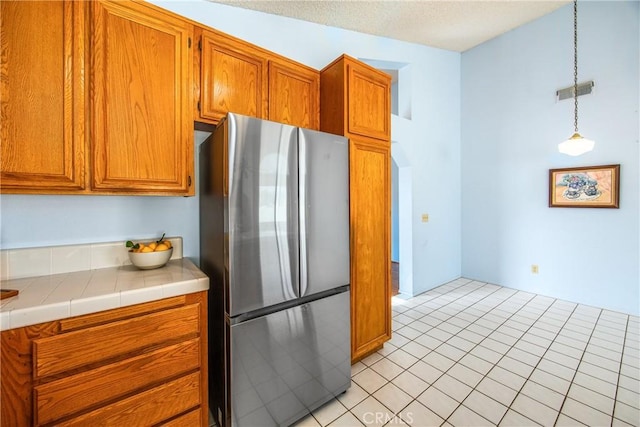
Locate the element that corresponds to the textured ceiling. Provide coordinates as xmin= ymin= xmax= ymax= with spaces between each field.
xmin=208 ymin=0 xmax=570 ymax=52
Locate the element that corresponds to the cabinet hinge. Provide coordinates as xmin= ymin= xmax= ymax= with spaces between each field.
xmin=188 ymin=37 xmax=191 ymax=48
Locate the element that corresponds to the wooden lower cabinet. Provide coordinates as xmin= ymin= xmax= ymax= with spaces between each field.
xmin=350 ymin=138 xmax=392 ymax=361
xmin=1 ymin=292 xmax=208 ymax=427
xmin=161 ymin=408 xmax=202 ymax=427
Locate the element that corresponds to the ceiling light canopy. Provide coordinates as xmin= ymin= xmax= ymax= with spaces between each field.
xmin=559 ymin=0 xmax=594 ymax=156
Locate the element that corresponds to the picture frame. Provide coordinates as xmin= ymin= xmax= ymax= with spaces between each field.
xmin=549 ymin=164 xmax=620 ymax=208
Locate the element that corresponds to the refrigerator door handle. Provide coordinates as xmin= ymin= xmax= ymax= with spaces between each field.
xmin=298 ymin=129 xmax=308 ymax=297
xmin=275 ymin=126 xmax=300 ymax=300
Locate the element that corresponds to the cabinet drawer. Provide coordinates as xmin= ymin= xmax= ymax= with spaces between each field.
xmin=56 ymin=371 xmax=201 ymax=426
xmin=160 ymin=408 xmax=202 ymax=426
xmin=34 ymin=338 xmax=200 ymax=425
xmin=33 ymin=304 xmax=200 ymax=378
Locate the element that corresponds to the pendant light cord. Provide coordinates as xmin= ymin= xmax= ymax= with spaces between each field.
xmin=559 ymin=0 xmax=594 ymax=155
xmin=573 ymin=0 xmax=579 ymax=133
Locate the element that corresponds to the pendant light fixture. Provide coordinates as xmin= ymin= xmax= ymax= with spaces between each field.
xmin=558 ymin=0 xmax=594 ymax=156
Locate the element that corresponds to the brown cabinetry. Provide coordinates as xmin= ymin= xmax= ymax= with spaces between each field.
xmin=2 ymin=0 xmax=322 ymax=195
xmin=349 ymin=138 xmax=392 ymax=360
xmin=268 ymin=58 xmax=320 ymax=129
xmin=1 ymin=0 xmax=195 ymax=196
xmin=195 ymin=28 xmax=320 ymax=129
xmin=91 ymin=0 xmax=194 ymax=195
xmin=347 ymin=63 xmax=391 ymax=141
xmin=1 ymin=293 xmax=208 ymax=427
xmin=320 ymin=54 xmax=391 ymax=142
xmin=196 ymin=28 xmax=268 ymax=124
xmin=320 ymin=54 xmax=392 ymax=362
xmin=0 ymin=0 xmax=87 ymax=192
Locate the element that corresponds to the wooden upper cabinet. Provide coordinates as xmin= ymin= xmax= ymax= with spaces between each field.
xmin=2 ymin=293 xmax=208 ymax=427
xmin=197 ymin=29 xmax=268 ymax=124
xmin=0 ymin=0 xmax=87 ymax=192
xmin=347 ymin=61 xmax=391 ymax=141
xmin=321 ymin=55 xmax=391 ymax=142
xmin=268 ymin=59 xmax=320 ymax=130
xmin=91 ymin=0 xmax=194 ymax=195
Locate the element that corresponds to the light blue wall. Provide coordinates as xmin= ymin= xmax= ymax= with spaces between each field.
xmin=0 ymin=131 xmax=210 ymax=263
xmin=0 ymin=1 xmax=462 ymax=295
xmin=461 ymin=1 xmax=639 ymax=315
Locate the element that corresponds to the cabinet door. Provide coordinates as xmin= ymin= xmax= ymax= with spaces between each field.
xmin=0 ymin=0 xmax=86 ymax=192
xmin=268 ymin=59 xmax=319 ymax=129
xmin=347 ymin=61 xmax=391 ymax=141
xmin=91 ymin=0 xmax=194 ymax=194
xmin=199 ymin=31 xmax=267 ymax=123
xmin=349 ymin=138 xmax=392 ymax=361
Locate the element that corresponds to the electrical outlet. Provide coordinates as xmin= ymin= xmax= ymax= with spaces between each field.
xmin=531 ymin=265 xmax=539 ymax=274
xmin=421 ymin=214 xmax=429 ymax=222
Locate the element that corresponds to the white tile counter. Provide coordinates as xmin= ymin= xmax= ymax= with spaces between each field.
xmin=0 ymin=238 xmax=209 ymax=331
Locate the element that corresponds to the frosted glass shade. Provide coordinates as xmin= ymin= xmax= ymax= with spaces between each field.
xmin=558 ymin=132 xmax=595 ymax=156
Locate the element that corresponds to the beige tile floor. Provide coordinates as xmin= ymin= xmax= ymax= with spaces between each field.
xmin=294 ymin=278 xmax=640 ymax=427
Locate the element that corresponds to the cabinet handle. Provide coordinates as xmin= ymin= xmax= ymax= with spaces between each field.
xmin=188 ymin=175 xmax=192 ymax=187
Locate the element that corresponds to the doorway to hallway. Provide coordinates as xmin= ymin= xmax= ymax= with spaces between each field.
xmin=392 ymin=261 xmax=399 ymax=296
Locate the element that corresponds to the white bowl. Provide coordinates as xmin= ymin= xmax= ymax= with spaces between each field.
xmin=128 ymin=247 xmax=173 ymax=270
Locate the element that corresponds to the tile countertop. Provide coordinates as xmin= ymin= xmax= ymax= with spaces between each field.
xmin=0 ymin=238 xmax=209 ymax=331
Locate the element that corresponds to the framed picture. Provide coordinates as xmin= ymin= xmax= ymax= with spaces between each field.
xmin=549 ymin=164 xmax=620 ymax=208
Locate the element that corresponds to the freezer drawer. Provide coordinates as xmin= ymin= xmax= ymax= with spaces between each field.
xmin=228 ymin=290 xmax=350 ymax=427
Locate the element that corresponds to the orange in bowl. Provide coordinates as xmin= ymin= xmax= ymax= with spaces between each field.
xmin=128 ymin=247 xmax=173 ymax=270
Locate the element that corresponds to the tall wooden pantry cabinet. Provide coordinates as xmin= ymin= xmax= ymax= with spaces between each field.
xmin=320 ymin=54 xmax=392 ymax=363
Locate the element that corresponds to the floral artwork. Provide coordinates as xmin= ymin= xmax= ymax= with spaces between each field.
xmin=549 ymin=165 xmax=620 ymax=208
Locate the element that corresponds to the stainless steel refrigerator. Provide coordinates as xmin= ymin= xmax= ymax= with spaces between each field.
xmin=200 ymin=113 xmax=351 ymax=427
